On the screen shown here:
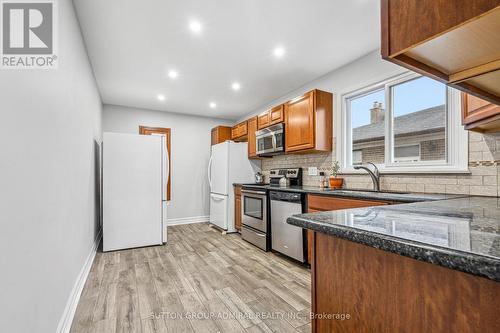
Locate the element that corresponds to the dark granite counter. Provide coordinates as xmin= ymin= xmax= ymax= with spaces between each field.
xmin=234 ymin=183 xmax=461 ymax=203
xmin=288 ymin=196 xmax=500 ymax=282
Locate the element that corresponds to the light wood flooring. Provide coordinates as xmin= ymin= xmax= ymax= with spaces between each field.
xmin=70 ymin=223 xmax=311 ymax=333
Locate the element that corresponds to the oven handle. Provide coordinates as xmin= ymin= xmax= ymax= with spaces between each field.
xmin=241 ymin=189 xmax=266 ymax=195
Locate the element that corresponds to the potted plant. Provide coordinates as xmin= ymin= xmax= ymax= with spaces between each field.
xmin=329 ymin=161 xmax=343 ymax=189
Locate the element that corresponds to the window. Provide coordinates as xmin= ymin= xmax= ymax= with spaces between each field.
xmin=337 ymin=72 xmax=468 ymax=173
xmin=352 ymin=150 xmax=363 ymax=165
xmin=394 ymin=144 xmax=420 ymax=163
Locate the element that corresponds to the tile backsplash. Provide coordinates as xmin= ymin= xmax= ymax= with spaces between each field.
xmin=262 ymin=131 xmax=500 ymax=196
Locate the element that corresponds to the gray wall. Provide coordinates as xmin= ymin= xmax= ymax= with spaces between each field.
xmin=0 ymin=1 xmax=102 ymax=332
xmin=102 ymin=104 xmax=233 ymax=222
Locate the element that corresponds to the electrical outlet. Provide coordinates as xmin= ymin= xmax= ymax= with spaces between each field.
xmin=308 ymin=166 xmax=318 ymax=176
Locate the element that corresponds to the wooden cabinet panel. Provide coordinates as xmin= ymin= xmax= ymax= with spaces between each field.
xmin=307 ymin=195 xmax=388 ymax=212
xmin=211 ymin=126 xmax=231 ymax=145
xmin=312 ymin=233 xmax=500 ymax=332
xmin=381 ymin=0 xmax=500 ymax=105
xmin=231 ymin=121 xmax=248 ymax=141
xmin=305 ymin=195 xmax=388 ymax=265
xmin=285 ymin=90 xmax=333 ymax=153
xmin=234 ymin=186 xmax=242 ymax=232
xmin=462 ymin=93 xmax=500 ymax=132
xmin=257 ymin=111 xmax=270 ymax=129
xmin=269 ymin=104 xmax=284 ymax=125
xmin=247 ymin=116 xmax=258 ymax=158
xmin=285 ymin=91 xmax=315 ymax=151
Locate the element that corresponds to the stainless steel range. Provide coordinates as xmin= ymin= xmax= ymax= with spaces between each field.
xmin=241 ymin=185 xmax=269 ymax=251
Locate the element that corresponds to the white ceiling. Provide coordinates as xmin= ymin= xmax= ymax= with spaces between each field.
xmin=73 ymin=0 xmax=380 ymax=120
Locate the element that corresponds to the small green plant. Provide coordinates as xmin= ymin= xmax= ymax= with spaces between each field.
xmin=330 ymin=161 xmax=341 ymax=177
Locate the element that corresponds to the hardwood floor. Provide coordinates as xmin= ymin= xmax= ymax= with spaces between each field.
xmin=71 ymin=223 xmax=311 ymax=333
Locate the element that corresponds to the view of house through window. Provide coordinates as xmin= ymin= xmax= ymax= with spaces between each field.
xmin=350 ymin=89 xmax=385 ymax=165
xmin=347 ymin=75 xmax=448 ymax=168
xmin=392 ymin=76 xmax=446 ymax=163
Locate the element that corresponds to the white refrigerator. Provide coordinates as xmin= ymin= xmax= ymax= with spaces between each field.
xmin=209 ymin=141 xmax=260 ymax=233
xmin=103 ymin=132 xmax=169 ymax=252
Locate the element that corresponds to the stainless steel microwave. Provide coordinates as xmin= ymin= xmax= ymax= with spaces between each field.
xmin=256 ymin=123 xmax=284 ymax=156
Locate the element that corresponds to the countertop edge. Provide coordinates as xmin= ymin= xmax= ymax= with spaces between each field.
xmin=288 ymin=215 xmax=500 ymax=282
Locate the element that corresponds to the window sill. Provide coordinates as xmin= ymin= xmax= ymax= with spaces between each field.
xmin=341 ymin=166 xmax=471 ymax=175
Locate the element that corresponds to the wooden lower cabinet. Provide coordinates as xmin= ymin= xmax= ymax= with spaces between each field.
xmin=306 ymin=195 xmax=389 ymax=265
xmin=311 ymin=233 xmax=500 ymax=332
xmin=234 ymin=185 xmax=242 ymax=232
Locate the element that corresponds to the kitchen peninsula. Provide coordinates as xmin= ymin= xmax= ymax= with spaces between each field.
xmin=288 ymin=196 xmax=500 ymax=333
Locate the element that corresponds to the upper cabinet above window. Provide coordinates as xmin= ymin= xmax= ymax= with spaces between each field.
xmin=381 ymin=0 xmax=500 ymax=106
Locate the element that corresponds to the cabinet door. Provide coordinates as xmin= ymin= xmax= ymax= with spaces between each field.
xmin=269 ymin=104 xmax=284 ymax=125
xmin=308 ymin=195 xmax=388 ymax=211
xmin=285 ymin=91 xmax=315 ymax=152
xmin=247 ymin=117 xmax=258 ymax=158
xmin=257 ymin=111 xmax=270 ymax=129
xmin=231 ymin=126 xmax=238 ymax=140
xmin=234 ymin=187 xmax=242 ymax=231
xmin=462 ymin=93 xmax=500 ymax=126
xmin=211 ymin=128 xmax=217 ymax=145
xmin=238 ymin=121 xmax=248 ymax=137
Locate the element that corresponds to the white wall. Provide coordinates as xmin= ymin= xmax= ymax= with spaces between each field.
xmin=0 ymin=1 xmax=102 ymax=332
xmin=239 ymin=50 xmax=405 ymax=121
xmin=103 ymin=105 xmax=233 ymax=222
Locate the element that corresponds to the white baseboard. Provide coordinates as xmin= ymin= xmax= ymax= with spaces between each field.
xmin=57 ymin=230 xmax=102 ymax=333
xmin=167 ymin=215 xmax=209 ymax=226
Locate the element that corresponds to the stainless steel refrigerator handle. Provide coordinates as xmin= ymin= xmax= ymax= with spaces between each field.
xmin=207 ymin=155 xmax=213 ymax=190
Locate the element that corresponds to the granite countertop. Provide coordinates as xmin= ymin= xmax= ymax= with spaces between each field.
xmin=234 ymin=183 xmax=462 ymax=203
xmin=288 ymin=196 xmax=500 ymax=282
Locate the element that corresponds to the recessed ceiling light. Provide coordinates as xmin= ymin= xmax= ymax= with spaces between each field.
xmin=273 ymin=46 xmax=285 ymax=58
xmin=231 ymin=82 xmax=241 ymax=91
xmin=189 ymin=20 xmax=202 ymax=34
xmin=209 ymin=102 xmax=217 ymax=109
xmin=167 ymin=70 xmax=178 ymax=79
xmin=157 ymin=94 xmax=165 ymax=101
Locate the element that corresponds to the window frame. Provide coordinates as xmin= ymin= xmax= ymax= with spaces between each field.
xmin=336 ymin=72 xmax=469 ymax=174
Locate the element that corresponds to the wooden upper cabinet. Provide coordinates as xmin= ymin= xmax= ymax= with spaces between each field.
xmin=257 ymin=111 xmax=271 ymax=129
xmin=284 ymin=89 xmax=333 ymax=153
xmin=257 ymin=104 xmax=285 ymax=130
xmin=381 ymin=0 xmax=500 ymax=105
xmin=247 ymin=116 xmax=259 ymax=158
xmin=269 ymin=104 xmax=284 ymax=125
xmin=231 ymin=121 xmax=248 ymax=141
xmin=462 ymin=93 xmax=500 ymax=132
xmin=211 ymin=126 xmax=231 ymax=145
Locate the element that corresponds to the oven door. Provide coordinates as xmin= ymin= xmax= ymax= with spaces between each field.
xmin=256 ymin=134 xmax=275 ymax=155
xmin=241 ymin=190 xmax=267 ymax=232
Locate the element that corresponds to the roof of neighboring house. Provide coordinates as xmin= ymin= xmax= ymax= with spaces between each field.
xmin=353 ymin=105 xmax=445 ymax=143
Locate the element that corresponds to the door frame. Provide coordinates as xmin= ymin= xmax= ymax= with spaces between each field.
xmin=139 ymin=126 xmax=171 ymax=201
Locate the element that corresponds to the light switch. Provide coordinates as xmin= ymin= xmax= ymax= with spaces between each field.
xmin=308 ymin=166 xmax=318 ymax=176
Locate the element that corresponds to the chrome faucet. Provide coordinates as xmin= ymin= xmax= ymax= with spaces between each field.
xmin=353 ymin=162 xmax=380 ymax=191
